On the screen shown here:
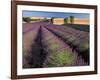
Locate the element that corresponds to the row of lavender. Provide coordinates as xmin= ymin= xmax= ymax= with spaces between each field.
xmin=23 ymin=25 xmax=41 ymax=68
xmin=41 ymin=26 xmax=86 ymax=67
xmin=44 ymin=25 xmax=89 ymax=63
xmin=23 ymin=23 xmax=89 ymax=68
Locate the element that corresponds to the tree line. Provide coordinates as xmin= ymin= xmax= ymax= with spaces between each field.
xmin=23 ymin=16 xmax=74 ymax=24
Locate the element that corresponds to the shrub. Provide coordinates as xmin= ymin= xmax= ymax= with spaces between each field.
xmin=23 ymin=17 xmax=31 ymax=23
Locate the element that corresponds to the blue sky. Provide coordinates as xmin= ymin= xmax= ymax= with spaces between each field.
xmin=22 ymin=10 xmax=89 ymax=19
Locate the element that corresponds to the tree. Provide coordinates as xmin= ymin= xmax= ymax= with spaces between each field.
xmin=64 ymin=17 xmax=68 ymax=24
xmin=23 ymin=17 xmax=31 ymax=23
xmin=70 ymin=16 xmax=74 ymax=24
xmin=51 ymin=17 xmax=54 ymax=24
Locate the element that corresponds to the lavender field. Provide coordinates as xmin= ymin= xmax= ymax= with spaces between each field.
xmin=22 ymin=21 xmax=89 ymax=68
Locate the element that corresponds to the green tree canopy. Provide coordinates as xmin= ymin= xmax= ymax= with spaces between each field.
xmin=70 ymin=16 xmax=74 ymax=24
xmin=23 ymin=17 xmax=31 ymax=23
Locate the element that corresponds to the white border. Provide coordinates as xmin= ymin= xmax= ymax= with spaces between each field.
xmin=17 ymin=5 xmax=94 ymax=75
